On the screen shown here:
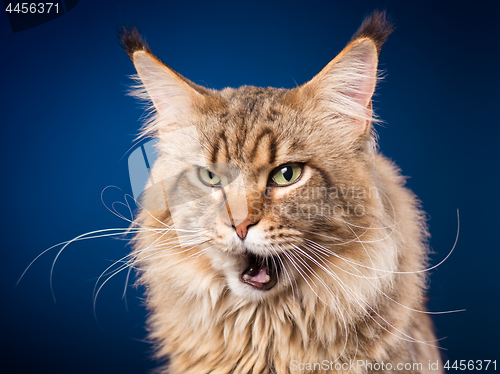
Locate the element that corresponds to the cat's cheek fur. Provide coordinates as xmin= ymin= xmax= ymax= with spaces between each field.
xmin=242 ymin=227 xmax=276 ymax=257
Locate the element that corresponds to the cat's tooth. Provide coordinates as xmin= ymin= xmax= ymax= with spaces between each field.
xmin=243 ymin=274 xmax=251 ymax=281
xmin=264 ymin=274 xmax=271 ymax=283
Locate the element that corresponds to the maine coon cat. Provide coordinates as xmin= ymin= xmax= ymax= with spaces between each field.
xmin=120 ymin=11 xmax=443 ymax=374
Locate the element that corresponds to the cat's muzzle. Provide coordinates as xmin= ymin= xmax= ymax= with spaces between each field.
xmin=240 ymin=252 xmax=279 ymax=291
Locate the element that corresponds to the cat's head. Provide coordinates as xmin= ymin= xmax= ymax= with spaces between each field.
xmin=122 ymin=13 xmax=400 ymax=303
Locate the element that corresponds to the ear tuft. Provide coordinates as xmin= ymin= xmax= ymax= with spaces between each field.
xmin=351 ymin=10 xmax=393 ymax=54
xmin=118 ymin=25 xmax=152 ymax=59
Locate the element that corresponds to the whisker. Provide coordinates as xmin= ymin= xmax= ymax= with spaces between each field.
xmin=303 ymin=241 xmax=464 ymax=315
xmin=304 ymin=209 xmax=460 ymax=276
xmin=17 ymin=227 xmax=150 ymax=286
xmin=289 ymin=242 xmax=442 ymax=348
xmin=93 ymin=240 xmax=212 ymax=315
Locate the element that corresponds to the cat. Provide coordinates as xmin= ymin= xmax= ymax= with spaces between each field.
xmin=119 ymin=11 xmax=443 ymax=374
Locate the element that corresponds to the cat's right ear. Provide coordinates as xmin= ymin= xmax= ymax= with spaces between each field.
xmin=119 ymin=26 xmax=207 ymax=134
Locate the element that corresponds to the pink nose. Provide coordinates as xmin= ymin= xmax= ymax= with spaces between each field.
xmin=235 ymin=220 xmax=254 ymax=240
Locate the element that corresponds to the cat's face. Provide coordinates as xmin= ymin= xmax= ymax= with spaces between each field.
xmin=124 ymin=23 xmax=396 ymax=302
xmin=144 ymin=87 xmax=378 ymax=300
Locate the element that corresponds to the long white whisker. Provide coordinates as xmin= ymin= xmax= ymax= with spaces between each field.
xmin=17 ymin=227 xmax=150 ymax=287
xmin=303 ymin=210 xmax=460 ymax=276
xmin=289 ymin=242 xmax=441 ymax=348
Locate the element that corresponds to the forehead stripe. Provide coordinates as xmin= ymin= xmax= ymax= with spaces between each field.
xmin=248 ymin=127 xmax=277 ymax=164
xmin=211 ymin=131 xmax=230 ymax=164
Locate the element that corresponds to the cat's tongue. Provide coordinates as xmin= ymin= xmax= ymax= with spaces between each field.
xmin=241 ymin=253 xmax=278 ymax=291
xmin=242 ymin=266 xmax=271 ymax=289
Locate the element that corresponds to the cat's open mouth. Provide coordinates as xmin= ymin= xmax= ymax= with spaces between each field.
xmin=240 ymin=252 xmax=279 ymax=291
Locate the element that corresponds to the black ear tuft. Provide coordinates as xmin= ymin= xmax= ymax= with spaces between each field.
xmin=117 ymin=25 xmax=152 ymax=59
xmin=351 ymin=10 xmax=394 ymax=54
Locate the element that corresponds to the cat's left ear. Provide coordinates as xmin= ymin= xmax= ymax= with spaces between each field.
xmin=298 ymin=11 xmax=392 ymax=139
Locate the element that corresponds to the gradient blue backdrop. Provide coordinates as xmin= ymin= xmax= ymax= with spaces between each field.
xmin=1 ymin=0 xmax=499 ymax=373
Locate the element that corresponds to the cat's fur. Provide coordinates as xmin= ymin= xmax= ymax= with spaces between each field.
xmin=120 ymin=11 xmax=442 ymax=374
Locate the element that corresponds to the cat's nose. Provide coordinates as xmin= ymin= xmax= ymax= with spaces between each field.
xmin=229 ymin=191 xmax=263 ymax=240
xmin=233 ymin=219 xmax=258 ymax=240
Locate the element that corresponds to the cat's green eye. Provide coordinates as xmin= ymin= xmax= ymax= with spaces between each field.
xmin=270 ymin=164 xmax=303 ymax=186
xmin=199 ymin=167 xmax=222 ymax=186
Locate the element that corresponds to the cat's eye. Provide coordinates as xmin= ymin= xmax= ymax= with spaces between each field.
xmin=270 ymin=164 xmax=303 ymax=186
xmin=198 ymin=167 xmax=222 ymax=186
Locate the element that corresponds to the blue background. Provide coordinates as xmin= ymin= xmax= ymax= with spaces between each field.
xmin=1 ymin=0 xmax=499 ymax=372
